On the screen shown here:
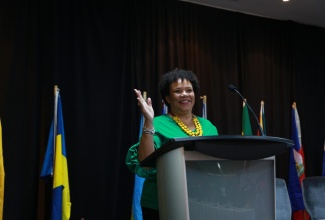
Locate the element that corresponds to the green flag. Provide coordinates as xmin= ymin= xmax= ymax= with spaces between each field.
xmin=242 ymin=101 xmax=252 ymax=135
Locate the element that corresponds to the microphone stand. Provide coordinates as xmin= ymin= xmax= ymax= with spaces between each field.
xmin=228 ymin=84 xmax=265 ymax=136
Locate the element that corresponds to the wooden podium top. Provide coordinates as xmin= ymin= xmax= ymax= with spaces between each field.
xmin=140 ymin=135 xmax=294 ymax=167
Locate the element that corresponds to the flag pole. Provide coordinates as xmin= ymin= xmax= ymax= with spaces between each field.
xmin=143 ymin=91 xmax=147 ymax=102
xmin=0 ymin=118 xmax=4 ymax=219
xmin=162 ymin=99 xmax=168 ymax=114
xmin=54 ymin=85 xmax=59 ymax=138
xmin=200 ymin=95 xmax=207 ymax=119
xmin=52 ymin=85 xmax=60 ymax=176
xmin=258 ymin=101 xmax=265 ymax=136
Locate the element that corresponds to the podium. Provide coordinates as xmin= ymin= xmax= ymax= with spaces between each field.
xmin=140 ymin=135 xmax=294 ymax=220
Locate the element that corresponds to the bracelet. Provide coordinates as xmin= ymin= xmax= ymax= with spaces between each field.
xmin=142 ymin=126 xmax=155 ymax=135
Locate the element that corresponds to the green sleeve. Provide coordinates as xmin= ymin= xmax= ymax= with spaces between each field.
xmin=125 ymin=142 xmax=157 ymax=178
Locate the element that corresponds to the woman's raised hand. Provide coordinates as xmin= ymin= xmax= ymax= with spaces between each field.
xmin=134 ymin=89 xmax=154 ymax=125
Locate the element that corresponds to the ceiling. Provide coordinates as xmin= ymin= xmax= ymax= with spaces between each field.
xmin=180 ymin=0 xmax=325 ymax=28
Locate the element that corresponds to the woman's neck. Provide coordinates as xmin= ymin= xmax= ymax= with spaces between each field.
xmin=169 ymin=111 xmax=192 ymax=119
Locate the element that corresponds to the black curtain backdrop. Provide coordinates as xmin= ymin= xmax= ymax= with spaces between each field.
xmin=0 ymin=0 xmax=324 ymax=219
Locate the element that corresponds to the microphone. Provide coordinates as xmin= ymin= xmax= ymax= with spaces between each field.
xmin=228 ymin=84 xmax=265 ymax=136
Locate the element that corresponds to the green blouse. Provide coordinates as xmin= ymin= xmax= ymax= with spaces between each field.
xmin=126 ymin=114 xmax=218 ymax=210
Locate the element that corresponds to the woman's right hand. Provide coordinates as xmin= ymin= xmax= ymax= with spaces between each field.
xmin=134 ymin=89 xmax=154 ymax=126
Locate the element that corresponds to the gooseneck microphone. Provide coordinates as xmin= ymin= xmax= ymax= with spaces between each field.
xmin=228 ymin=84 xmax=265 ymax=136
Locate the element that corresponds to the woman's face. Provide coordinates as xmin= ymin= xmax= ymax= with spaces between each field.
xmin=165 ymin=78 xmax=195 ymax=115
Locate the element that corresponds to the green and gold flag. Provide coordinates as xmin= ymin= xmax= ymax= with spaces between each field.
xmin=242 ymin=100 xmax=252 ymax=135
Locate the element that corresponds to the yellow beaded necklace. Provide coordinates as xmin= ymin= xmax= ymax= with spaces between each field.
xmin=172 ymin=114 xmax=203 ymax=136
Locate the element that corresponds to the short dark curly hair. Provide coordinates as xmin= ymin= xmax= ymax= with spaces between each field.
xmin=159 ymin=68 xmax=200 ymax=109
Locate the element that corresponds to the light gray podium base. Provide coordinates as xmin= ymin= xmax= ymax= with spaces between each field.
xmin=156 ymin=147 xmax=190 ymax=220
xmin=156 ymin=148 xmax=276 ymax=220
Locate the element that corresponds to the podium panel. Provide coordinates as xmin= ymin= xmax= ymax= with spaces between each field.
xmin=186 ymin=151 xmax=275 ymax=220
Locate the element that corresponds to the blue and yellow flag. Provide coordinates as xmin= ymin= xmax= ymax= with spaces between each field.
xmin=131 ymin=95 xmax=168 ymax=220
xmin=131 ymin=92 xmax=147 ymax=220
xmin=131 ymin=113 xmax=145 ymax=220
xmin=40 ymin=87 xmax=71 ymax=220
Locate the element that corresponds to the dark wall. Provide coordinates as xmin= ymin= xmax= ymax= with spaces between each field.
xmin=0 ymin=0 xmax=324 ymax=219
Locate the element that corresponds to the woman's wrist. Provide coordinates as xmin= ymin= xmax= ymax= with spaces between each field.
xmin=143 ymin=121 xmax=153 ymax=128
xmin=142 ymin=126 xmax=155 ymax=135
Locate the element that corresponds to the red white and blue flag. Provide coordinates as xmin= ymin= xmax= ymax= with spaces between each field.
xmin=288 ymin=102 xmax=309 ymax=220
